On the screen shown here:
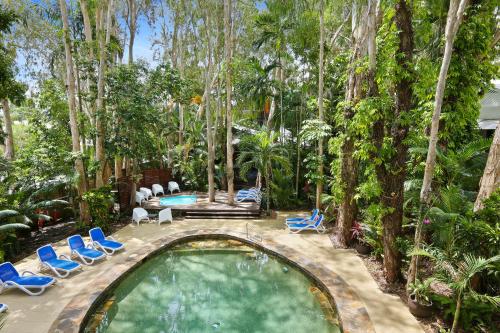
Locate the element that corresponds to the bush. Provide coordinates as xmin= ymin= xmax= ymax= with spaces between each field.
xmin=82 ymin=186 xmax=114 ymax=231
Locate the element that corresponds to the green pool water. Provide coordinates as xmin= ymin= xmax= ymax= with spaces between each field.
xmin=85 ymin=244 xmax=340 ymax=333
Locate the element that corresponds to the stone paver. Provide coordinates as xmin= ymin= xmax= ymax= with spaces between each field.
xmin=0 ymin=213 xmax=424 ymax=333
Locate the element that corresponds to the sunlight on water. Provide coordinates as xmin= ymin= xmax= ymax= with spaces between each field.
xmin=85 ymin=246 xmax=341 ymax=333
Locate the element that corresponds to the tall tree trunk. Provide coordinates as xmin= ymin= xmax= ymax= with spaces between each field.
xmin=59 ymin=0 xmax=90 ymax=223
xmin=203 ymin=8 xmax=216 ymax=202
xmin=474 ymin=122 xmax=500 ymax=211
xmin=95 ymin=0 xmax=113 ymax=187
xmin=420 ymin=0 xmax=468 ymax=204
xmin=2 ymin=99 xmax=14 ymax=161
xmin=127 ymin=0 xmax=136 ymax=64
xmin=409 ymin=0 xmax=468 ymax=286
xmin=224 ymin=0 xmax=235 ymax=205
xmin=316 ymin=0 xmax=325 ymax=209
xmin=375 ymin=0 xmax=413 ymax=283
xmin=337 ymin=1 xmax=367 ymax=246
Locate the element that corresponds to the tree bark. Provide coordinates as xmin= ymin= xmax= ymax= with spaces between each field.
xmin=224 ymin=0 xmax=235 ymax=205
xmin=420 ymin=0 xmax=468 ymax=204
xmin=95 ymin=0 xmax=113 ymax=188
xmin=59 ymin=0 xmax=90 ymax=223
xmin=409 ymin=0 xmax=468 ymax=286
xmin=2 ymin=99 xmax=14 ymax=161
xmin=316 ymin=0 xmax=325 ymax=210
xmin=337 ymin=1 xmax=368 ymax=246
xmin=474 ymin=122 xmax=500 ymax=211
xmin=127 ymin=0 xmax=137 ymax=64
xmin=203 ymin=7 xmax=216 ymax=202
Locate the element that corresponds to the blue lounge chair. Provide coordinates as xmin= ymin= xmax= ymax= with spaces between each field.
xmin=89 ymin=227 xmax=124 ymax=255
xmin=67 ymin=235 xmax=106 ymax=265
xmin=37 ymin=244 xmax=81 ymax=278
xmin=0 ymin=303 xmax=8 ymax=313
xmin=236 ymin=188 xmax=262 ymax=203
xmin=287 ymin=214 xmax=327 ymax=234
xmin=0 ymin=262 xmax=55 ymax=296
xmin=285 ymin=209 xmax=320 ymax=225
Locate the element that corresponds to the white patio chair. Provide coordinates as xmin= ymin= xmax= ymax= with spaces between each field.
xmin=152 ymin=184 xmax=164 ymax=196
xmin=135 ymin=191 xmax=146 ymax=206
xmin=132 ymin=207 xmax=150 ymax=225
xmin=158 ymin=208 xmax=173 ymax=225
xmin=139 ymin=187 xmax=152 ymax=200
xmin=168 ymin=181 xmax=180 ymax=194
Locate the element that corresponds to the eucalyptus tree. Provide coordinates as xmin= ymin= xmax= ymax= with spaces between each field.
xmin=337 ymin=0 xmax=370 ymax=247
xmin=95 ymin=0 xmax=115 ymax=187
xmin=58 ymin=0 xmax=90 ymax=223
xmin=0 ymin=6 xmax=25 ymax=162
xmin=315 ymin=0 xmax=325 ymax=210
xmin=224 ymin=0 xmax=235 ymax=205
xmin=409 ymin=0 xmax=469 ymax=287
xmin=475 ymin=123 xmax=500 ymax=211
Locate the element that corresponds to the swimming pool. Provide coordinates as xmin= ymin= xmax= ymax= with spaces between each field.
xmin=84 ymin=241 xmax=340 ymax=333
xmin=159 ymin=195 xmax=197 ymax=206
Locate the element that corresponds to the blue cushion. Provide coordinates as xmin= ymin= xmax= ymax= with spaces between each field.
xmin=98 ymin=239 xmax=123 ymax=250
xmin=9 ymin=275 xmax=54 ymax=287
xmin=76 ymin=248 xmax=104 ymax=259
xmin=45 ymin=259 xmax=80 ymax=271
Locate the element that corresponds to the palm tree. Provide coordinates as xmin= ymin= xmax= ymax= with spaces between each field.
xmin=237 ymin=129 xmax=291 ymax=214
xmin=414 ymin=247 xmax=500 ymax=333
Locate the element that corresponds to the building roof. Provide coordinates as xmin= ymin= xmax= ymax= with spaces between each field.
xmin=479 ymin=80 xmax=500 ymax=130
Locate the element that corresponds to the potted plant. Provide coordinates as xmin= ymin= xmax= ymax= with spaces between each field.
xmin=351 ymin=221 xmax=371 ymax=254
xmin=407 ymin=278 xmax=434 ymax=318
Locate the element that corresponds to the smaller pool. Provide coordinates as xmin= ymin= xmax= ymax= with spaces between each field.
xmin=160 ymin=195 xmax=197 ymax=206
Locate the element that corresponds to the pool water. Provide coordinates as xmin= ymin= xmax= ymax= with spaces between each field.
xmin=159 ymin=195 xmax=197 ymax=206
xmin=85 ymin=244 xmax=340 ymax=333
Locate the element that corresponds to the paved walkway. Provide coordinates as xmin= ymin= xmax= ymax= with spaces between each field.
xmin=1 ymin=213 xmax=424 ymax=333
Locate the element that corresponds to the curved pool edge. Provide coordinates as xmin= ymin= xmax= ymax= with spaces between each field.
xmin=49 ymin=229 xmax=375 ymax=333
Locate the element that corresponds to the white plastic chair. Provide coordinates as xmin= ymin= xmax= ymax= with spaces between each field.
xmin=152 ymin=184 xmax=164 ymax=196
xmin=132 ymin=207 xmax=150 ymax=225
xmin=135 ymin=191 xmax=146 ymax=206
xmin=139 ymin=187 xmax=152 ymax=200
xmin=158 ymin=208 xmax=173 ymax=225
xmin=168 ymin=181 xmax=180 ymax=194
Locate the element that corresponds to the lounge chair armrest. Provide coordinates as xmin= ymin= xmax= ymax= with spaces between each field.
xmin=58 ymin=254 xmax=71 ymax=260
xmin=21 ymin=270 xmax=36 ymax=276
xmin=86 ymin=243 xmax=96 ymax=249
xmin=107 ymin=236 xmax=117 ymax=241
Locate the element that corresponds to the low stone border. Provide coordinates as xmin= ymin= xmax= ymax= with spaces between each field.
xmin=49 ymin=228 xmax=375 ymax=333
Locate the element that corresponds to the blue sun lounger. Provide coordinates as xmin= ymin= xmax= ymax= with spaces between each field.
xmin=285 ymin=209 xmax=320 ymax=225
xmin=89 ymin=227 xmax=124 ymax=256
xmin=0 ymin=303 xmax=8 ymax=313
xmin=67 ymin=235 xmax=106 ymax=265
xmin=37 ymin=244 xmax=81 ymax=278
xmin=0 ymin=262 xmax=56 ymax=296
xmin=236 ymin=188 xmax=262 ymax=203
xmin=287 ymin=214 xmax=327 ymax=234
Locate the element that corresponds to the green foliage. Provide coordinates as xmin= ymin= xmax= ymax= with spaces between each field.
xmin=408 ymin=278 xmax=434 ymax=305
xmin=237 ymin=129 xmax=291 ymax=212
xmin=82 ymin=186 xmax=114 ymax=231
xmin=270 ymin=169 xmax=302 ymax=209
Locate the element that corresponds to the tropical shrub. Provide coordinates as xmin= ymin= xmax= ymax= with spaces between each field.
xmin=82 ymin=186 xmax=114 ymax=231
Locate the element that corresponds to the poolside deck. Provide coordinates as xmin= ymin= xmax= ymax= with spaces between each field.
xmin=2 ymin=213 xmax=425 ymax=333
xmin=143 ymin=190 xmax=261 ymax=218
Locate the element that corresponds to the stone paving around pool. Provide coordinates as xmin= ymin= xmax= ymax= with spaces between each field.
xmin=0 ymin=213 xmax=424 ymax=333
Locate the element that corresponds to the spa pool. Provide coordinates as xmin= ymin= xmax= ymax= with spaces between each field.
xmin=159 ymin=195 xmax=197 ymax=206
